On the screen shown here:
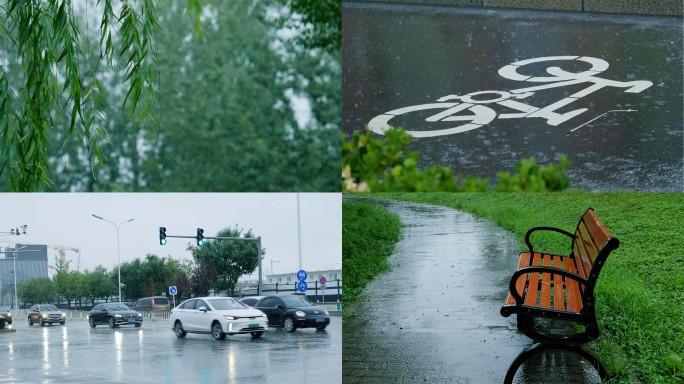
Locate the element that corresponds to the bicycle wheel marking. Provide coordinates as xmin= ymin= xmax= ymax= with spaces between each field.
xmin=368 ymin=55 xmax=653 ymax=137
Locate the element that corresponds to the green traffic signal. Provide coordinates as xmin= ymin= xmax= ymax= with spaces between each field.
xmin=159 ymin=227 xmax=167 ymax=245
xmin=196 ymin=228 xmax=204 ymax=246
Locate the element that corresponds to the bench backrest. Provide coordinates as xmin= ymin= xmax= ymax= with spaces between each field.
xmin=571 ymin=208 xmax=620 ymax=289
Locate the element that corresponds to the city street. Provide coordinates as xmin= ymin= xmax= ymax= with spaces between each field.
xmin=1 ymin=316 xmax=341 ymax=383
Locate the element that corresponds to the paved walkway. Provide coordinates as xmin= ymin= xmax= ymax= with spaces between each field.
xmin=343 ymin=2 xmax=683 ymax=191
xmin=343 ymin=200 xmax=602 ymax=383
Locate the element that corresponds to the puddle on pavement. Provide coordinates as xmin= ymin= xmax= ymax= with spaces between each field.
xmin=343 ymin=3 xmax=683 ymax=191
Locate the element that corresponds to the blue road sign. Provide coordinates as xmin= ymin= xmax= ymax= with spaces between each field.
xmin=297 ymin=269 xmax=307 ymax=281
xmin=318 ymin=276 xmax=327 ymax=286
xmin=169 ymin=286 xmax=177 ymax=295
xmin=297 ymin=281 xmax=307 ymax=292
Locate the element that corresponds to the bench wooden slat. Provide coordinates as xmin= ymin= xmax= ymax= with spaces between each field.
xmin=553 ymin=255 xmax=565 ymax=311
xmin=525 ymin=252 xmax=542 ymax=307
xmin=576 ymin=223 xmax=598 ymax=277
xmin=562 ymin=257 xmax=583 ymax=313
xmin=582 ymin=209 xmax=611 ymax=247
xmin=540 ymin=253 xmax=552 ymax=309
xmin=505 ymin=252 xmax=532 ymax=305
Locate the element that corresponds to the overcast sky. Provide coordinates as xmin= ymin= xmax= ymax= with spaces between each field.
xmin=0 ymin=193 xmax=341 ymax=278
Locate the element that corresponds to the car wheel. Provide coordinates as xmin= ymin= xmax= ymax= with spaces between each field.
xmin=60 ymin=321 xmax=65 ymax=325
xmin=251 ymin=332 xmax=263 ymax=338
xmin=40 ymin=318 xmax=45 ymax=326
xmin=89 ymin=317 xmax=96 ymax=328
xmin=135 ymin=322 xmax=142 ymax=328
xmin=212 ymin=322 xmax=226 ymax=340
xmin=174 ymin=321 xmax=186 ymax=338
xmin=28 ymin=317 xmax=32 ymax=326
xmin=283 ymin=317 xmax=296 ymax=333
xmin=316 ymin=325 xmax=327 ymax=331
xmin=108 ymin=317 xmax=117 ymax=328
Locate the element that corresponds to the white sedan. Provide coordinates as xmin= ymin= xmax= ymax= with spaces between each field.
xmin=169 ymin=296 xmax=268 ymax=340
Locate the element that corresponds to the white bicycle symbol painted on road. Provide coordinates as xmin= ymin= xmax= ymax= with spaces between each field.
xmin=367 ymin=56 xmax=653 ymax=138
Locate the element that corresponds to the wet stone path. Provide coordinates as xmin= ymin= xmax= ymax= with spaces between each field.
xmin=343 ymin=200 xmax=601 ymax=383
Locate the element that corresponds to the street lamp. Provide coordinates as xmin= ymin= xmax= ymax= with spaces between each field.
xmin=92 ymin=215 xmax=134 ymax=302
xmin=12 ymin=245 xmax=26 ymax=310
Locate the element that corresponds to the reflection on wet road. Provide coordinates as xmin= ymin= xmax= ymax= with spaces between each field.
xmin=343 ymin=200 xmax=601 ymax=383
xmin=3 ymin=317 xmax=341 ymax=383
xmin=343 ymin=3 xmax=683 ymax=191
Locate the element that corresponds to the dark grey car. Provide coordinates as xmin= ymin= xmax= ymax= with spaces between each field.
xmin=88 ymin=303 xmax=143 ymax=328
xmin=0 ymin=305 xmax=12 ymax=325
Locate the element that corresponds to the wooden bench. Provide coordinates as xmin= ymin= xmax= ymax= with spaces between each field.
xmin=500 ymin=208 xmax=620 ymax=382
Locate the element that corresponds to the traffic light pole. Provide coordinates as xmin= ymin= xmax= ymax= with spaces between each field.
xmin=161 ymin=234 xmax=264 ymax=295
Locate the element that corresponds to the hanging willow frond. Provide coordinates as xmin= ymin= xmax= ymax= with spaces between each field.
xmin=0 ymin=0 xmax=161 ymax=191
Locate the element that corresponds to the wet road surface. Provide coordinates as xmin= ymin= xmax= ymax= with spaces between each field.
xmin=343 ymin=3 xmax=683 ymax=191
xmin=2 ymin=316 xmax=341 ymax=383
xmin=343 ymin=200 xmax=602 ymax=383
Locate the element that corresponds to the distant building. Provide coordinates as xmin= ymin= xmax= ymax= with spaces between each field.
xmin=0 ymin=244 xmax=48 ymax=306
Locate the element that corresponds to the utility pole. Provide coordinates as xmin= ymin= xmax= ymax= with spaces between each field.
xmin=297 ymin=193 xmax=302 ymax=270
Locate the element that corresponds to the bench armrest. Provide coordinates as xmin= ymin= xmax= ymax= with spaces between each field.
xmin=524 ymin=226 xmax=575 ymax=254
xmin=508 ymin=266 xmax=587 ymax=305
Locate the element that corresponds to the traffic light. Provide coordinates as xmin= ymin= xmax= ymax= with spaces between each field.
xmin=196 ymin=228 xmax=204 ymax=246
xmin=159 ymin=227 xmax=167 ymax=245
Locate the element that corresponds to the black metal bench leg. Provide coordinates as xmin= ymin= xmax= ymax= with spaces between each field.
xmin=504 ymin=342 xmax=610 ymax=384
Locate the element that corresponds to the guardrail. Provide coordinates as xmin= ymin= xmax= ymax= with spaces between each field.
xmin=8 ymin=309 xmax=172 ymax=321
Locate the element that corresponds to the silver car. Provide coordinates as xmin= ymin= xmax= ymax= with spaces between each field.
xmin=169 ymin=297 xmax=268 ymax=340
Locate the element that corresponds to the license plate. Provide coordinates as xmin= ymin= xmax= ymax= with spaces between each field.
xmin=248 ymin=323 xmax=259 ymax=328
xmin=127 ymin=319 xmax=136 ymax=323
xmin=52 ymin=317 xmax=60 ymax=322
xmin=315 ymin=318 xmax=326 ymax=323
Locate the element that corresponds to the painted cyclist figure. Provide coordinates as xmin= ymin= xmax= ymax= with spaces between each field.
xmin=368 ymin=56 xmax=653 ymax=137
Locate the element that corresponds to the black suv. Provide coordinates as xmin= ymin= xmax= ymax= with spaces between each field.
xmin=253 ymin=294 xmax=330 ymax=332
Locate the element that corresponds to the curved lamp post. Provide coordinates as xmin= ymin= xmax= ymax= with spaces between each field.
xmin=91 ymin=215 xmax=134 ymax=302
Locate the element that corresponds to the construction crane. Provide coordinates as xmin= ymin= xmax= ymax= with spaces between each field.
xmin=46 ymin=245 xmax=81 ymax=272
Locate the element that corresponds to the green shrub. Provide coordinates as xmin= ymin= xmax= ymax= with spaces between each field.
xmin=342 ymin=128 xmax=571 ymax=192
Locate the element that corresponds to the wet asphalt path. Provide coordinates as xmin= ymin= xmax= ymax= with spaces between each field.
xmin=343 ymin=3 xmax=683 ymax=191
xmin=343 ymin=200 xmax=602 ymax=383
xmin=1 ymin=316 xmax=341 ymax=383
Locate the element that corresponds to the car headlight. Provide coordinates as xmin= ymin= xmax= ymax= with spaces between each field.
xmin=137 ymin=313 xmax=142 ymax=317
xmin=225 ymin=316 xmax=236 ymax=321
xmin=115 ymin=314 xmax=122 ymax=318
xmin=261 ymin=314 xmax=267 ymax=318
xmin=295 ymin=310 xmax=305 ymax=317
xmin=7 ymin=313 xmax=10 ymax=317
xmin=42 ymin=314 xmax=48 ymax=318
xmin=323 ymin=310 xmax=329 ymax=316
xmin=61 ymin=313 xmax=65 ymax=318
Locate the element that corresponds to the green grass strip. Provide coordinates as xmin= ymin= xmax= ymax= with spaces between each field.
xmin=342 ymin=199 xmax=403 ymax=305
xmin=372 ymin=192 xmax=684 ymax=384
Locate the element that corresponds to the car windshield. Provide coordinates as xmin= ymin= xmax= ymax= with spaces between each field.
xmin=209 ymin=298 xmax=249 ymax=310
xmin=154 ymin=298 xmax=169 ymax=305
xmin=0 ymin=306 xmax=7 ymax=312
xmin=281 ymin=295 xmax=313 ymax=307
xmin=40 ymin=305 xmax=59 ymax=311
xmin=106 ymin=304 xmax=131 ymax=311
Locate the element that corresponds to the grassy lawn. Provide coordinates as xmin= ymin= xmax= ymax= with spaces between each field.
xmin=342 ymin=199 xmax=403 ymax=305
xmin=370 ymin=192 xmax=684 ymax=384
